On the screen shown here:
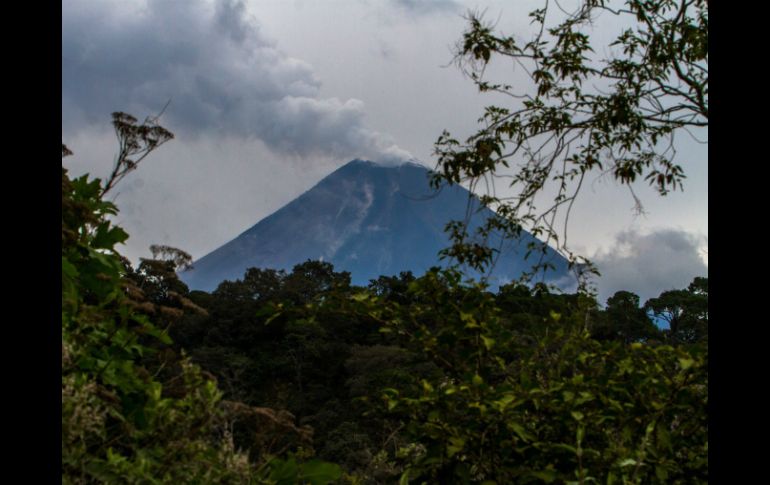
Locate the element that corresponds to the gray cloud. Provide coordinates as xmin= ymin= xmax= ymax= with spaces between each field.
xmin=392 ymin=0 xmax=462 ymax=15
xmin=62 ymin=0 xmax=412 ymax=163
xmin=63 ymin=126 xmax=347 ymax=265
xmin=591 ymin=229 xmax=707 ymax=305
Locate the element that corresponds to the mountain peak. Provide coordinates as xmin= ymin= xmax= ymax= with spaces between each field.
xmin=345 ymin=157 xmax=429 ymax=170
xmin=180 ymin=160 xmax=574 ymax=292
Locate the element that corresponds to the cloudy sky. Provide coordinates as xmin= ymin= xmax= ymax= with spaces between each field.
xmin=62 ymin=0 xmax=707 ymax=303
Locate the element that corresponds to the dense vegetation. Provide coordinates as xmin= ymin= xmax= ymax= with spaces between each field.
xmin=170 ymin=261 xmax=707 ymax=483
xmin=62 ymin=140 xmax=707 ymax=482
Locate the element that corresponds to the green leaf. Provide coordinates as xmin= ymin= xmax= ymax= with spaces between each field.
xmin=92 ymin=223 xmax=129 ymax=249
xmin=62 ymin=257 xmax=79 ymax=280
xmin=269 ymin=457 xmax=298 ymax=484
xmin=529 ymin=470 xmax=557 ymax=483
xmin=571 ymin=411 xmax=584 ymax=421
xmin=492 ymin=393 xmax=515 ymax=411
xmin=553 ymin=443 xmax=577 ymax=454
xmin=508 ymin=421 xmax=534 ymax=442
xmin=461 ymin=311 xmax=479 ymax=328
xmin=575 ymin=391 xmax=594 ymax=405
xmin=299 ymin=460 xmax=343 ymax=485
xmin=447 ymin=436 xmax=465 ymax=457
xmin=481 ymin=334 xmax=496 ymax=350
xmin=399 ymin=470 xmax=410 ymax=485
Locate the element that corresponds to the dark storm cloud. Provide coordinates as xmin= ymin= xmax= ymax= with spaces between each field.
xmin=592 ymin=229 xmax=707 ymax=306
xmin=62 ymin=0 xmax=411 ymax=163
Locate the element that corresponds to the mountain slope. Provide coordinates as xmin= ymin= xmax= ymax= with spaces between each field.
xmin=180 ymin=160 xmax=574 ymax=291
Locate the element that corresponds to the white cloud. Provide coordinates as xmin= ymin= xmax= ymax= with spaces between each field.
xmin=591 ymin=228 xmax=708 ymax=305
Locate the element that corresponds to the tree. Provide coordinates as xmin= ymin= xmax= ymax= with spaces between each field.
xmin=432 ymin=0 xmax=707 ymax=286
xmin=282 ymin=260 xmax=353 ymax=304
xmin=596 ymin=290 xmax=661 ymax=343
xmin=644 ymin=276 xmax=708 ymax=344
xmin=124 ymin=245 xmax=203 ymax=320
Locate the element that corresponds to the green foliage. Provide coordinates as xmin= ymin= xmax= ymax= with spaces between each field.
xmin=62 ymin=124 xmax=340 ymax=483
xmin=431 ymin=0 xmax=708 ymax=283
xmin=170 ymin=256 xmax=706 ymax=483
xmin=62 ymin=163 xmax=253 ymax=482
xmin=266 ymin=457 xmax=343 ymax=485
xmin=331 ymin=269 xmax=707 ymax=483
xmin=593 ymin=291 xmax=662 ymax=344
xmin=172 ymin=261 xmax=403 ymax=474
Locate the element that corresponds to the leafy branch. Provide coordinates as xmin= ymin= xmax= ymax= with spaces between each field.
xmin=432 ymin=0 xmax=707 ymax=291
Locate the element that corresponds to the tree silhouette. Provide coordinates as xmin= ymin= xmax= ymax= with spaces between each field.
xmin=645 ymin=276 xmax=708 ymax=343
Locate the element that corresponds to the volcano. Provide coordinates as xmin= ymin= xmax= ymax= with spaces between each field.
xmin=179 ymin=160 xmax=574 ymax=291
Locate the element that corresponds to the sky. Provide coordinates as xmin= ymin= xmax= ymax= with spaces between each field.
xmin=62 ymin=0 xmax=707 ymax=304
